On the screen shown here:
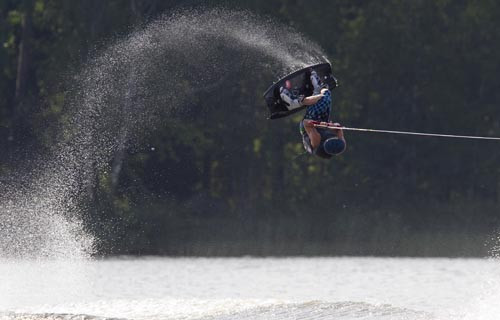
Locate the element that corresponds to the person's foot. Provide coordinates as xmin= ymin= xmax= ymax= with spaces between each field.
xmin=280 ymin=86 xmax=292 ymax=98
xmin=280 ymin=86 xmax=302 ymax=110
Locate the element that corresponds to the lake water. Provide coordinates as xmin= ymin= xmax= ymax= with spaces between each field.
xmin=1 ymin=257 xmax=499 ymax=320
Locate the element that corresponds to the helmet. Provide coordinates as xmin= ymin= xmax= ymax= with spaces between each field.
xmin=323 ymin=137 xmax=346 ymax=155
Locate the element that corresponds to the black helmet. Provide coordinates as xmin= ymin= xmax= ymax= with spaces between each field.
xmin=323 ymin=137 xmax=346 ymax=155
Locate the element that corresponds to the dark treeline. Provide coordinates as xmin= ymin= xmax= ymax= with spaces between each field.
xmin=1 ymin=0 xmax=500 ymax=257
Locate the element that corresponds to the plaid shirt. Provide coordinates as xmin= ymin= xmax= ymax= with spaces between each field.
xmin=304 ymin=90 xmax=331 ymax=122
xmin=300 ymin=90 xmax=332 ymax=135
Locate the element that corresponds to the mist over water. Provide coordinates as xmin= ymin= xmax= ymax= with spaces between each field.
xmin=0 ymin=9 xmax=327 ymax=317
xmin=0 ymin=9 xmax=326 ymax=260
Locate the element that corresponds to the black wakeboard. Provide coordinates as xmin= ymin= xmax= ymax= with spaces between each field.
xmin=263 ymin=63 xmax=338 ymax=120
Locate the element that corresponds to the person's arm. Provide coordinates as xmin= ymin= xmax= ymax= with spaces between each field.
xmin=303 ymin=120 xmax=321 ymax=149
xmin=302 ymin=88 xmax=329 ymax=106
xmin=301 ymin=93 xmax=324 ymax=106
xmin=312 ymin=121 xmax=346 ymax=141
xmin=331 ymin=122 xmax=344 ymax=140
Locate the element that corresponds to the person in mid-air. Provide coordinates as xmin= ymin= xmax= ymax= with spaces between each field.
xmin=280 ymin=70 xmax=346 ymax=159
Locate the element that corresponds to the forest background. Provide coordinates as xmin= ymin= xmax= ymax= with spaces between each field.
xmin=1 ymin=0 xmax=500 ymax=256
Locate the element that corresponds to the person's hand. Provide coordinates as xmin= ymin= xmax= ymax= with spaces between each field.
xmin=304 ymin=120 xmax=320 ymax=128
